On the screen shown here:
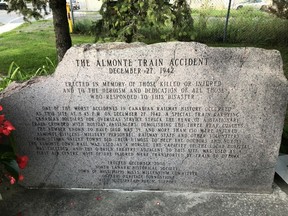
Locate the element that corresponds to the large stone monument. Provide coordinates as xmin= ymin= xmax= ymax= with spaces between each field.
xmin=0 ymin=42 xmax=287 ymax=193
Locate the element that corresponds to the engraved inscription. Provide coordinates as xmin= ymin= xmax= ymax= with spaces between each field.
xmin=31 ymin=101 xmax=245 ymax=184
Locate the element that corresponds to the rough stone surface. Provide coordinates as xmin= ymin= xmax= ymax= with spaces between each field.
xmin=0 ymin=42 xmax=287 ymax=193
xmin=0 ymin=185 xmax=288 ymax=216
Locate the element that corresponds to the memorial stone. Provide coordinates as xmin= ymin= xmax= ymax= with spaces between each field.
xmin=0 ymin=42 xmax=287 ymax=193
